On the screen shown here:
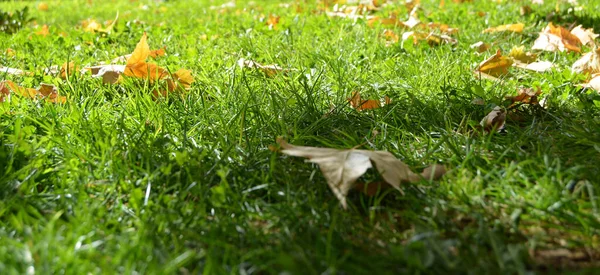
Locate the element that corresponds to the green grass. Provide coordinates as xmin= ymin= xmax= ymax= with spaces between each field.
xmin=2 ymin=0 xmax=600 ymax=273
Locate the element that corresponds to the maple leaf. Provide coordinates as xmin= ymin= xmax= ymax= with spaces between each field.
xmin=532 ymin=23 xmax=582 ymax=53
xmin=482 ymin=23 xmax=524 ymax=34
xmin=124 ymin=33 xmax=168 ymax=81
xmin=570 ymin=25 xmax=598 ymax=46
xmin=480 ymin=106 xmax=506 ymax=132
xmin=505 ymin=87 xmax=541 ymax=107
xmin=277 ymin=138 xmax=446 ymax=209
xmin=475 ymin=49 xmax=513 ymax=77
xmin=572 ymin=47 xmax=600 ymax=75
xmin=347 ymin=91 xmax=391 ymax=111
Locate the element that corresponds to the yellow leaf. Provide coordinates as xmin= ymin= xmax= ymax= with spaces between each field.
xmin=483 ymin=23 xmax=524 ymax=34
xmin=476 ymin=49 xmax=513 ymax=77
xmin=508 ymin=45 xmax=537 ymax=63
xmin=38 ymin=2 xmax=49 ymax=11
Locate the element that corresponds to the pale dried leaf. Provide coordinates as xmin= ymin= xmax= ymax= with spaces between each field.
xmin=278 ymin=138 xmax=446 ymax=209
xmin=514 ymin=61 xmax=554 ymax=72
xmin=482 ymin=23 xmax=524 ymax=34
xmin=570 ymin=25 xmax=598 ymax=46
xmin=85 ymin=65 xmax=125 ymax=84
xmin=470 ymin=41 xmax=490 ymax=53
xmin=572 ymin=48 xmax=600 ymax=75
xmin=476 ymin=49 xmax=512 ymax=77
xmin=480 ymin=106 xmax=506 ymax=132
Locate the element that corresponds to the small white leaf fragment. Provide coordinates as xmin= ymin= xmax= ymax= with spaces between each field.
xmin=277 ymin=138 xmax=446 ymax=209
xmin=83 ymin=65 xmax=125 ymax=84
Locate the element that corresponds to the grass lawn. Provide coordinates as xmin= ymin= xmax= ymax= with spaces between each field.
xmin=2 ymin=0 xmax=600 ymax=273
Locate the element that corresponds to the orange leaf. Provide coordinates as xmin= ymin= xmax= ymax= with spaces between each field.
xmin=571 ymin=25 xmax=599 ymax=46
xmin=124 ymin=33 xmax=168 ymax=81
xmin=347 ymin=91 xmax=390 ymax=111
xmin=35 ymin=25 xmax=50 ymax=37
xmin=149 ymin=46 xmax=166 ymax=58
xmin=266 ymin=15 xmax=280 ymax=29
xmin=532 ymin=23 xmax=581 ymax=53
xmin=505 ymin=87 xmax=541 ymax=106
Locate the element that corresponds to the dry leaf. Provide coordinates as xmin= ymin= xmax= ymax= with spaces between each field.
xmin=167 ymin=68 xmax=195 ymax=92
xmin=124 ymin=33 xmax=168 ymax=81
xmin=508 ymin=45 xmax=537 ymax=63
xmin=532 ymin=23 xmax=581 ymax=53
xmin=60 ymin=62 xmax=80 ymax=79
xmin=0 ymin=80 xmax=65 ymax=103
xmin=480 ymin=106 xmax=506 ymax=132
xmin=35 ymin=25 xmax=50 ymax=37
xmin=402 ymin=31 xmax=456 ymax=46
xmin=85 ymin=65 xmax=125 ymax=84
xmin=277 ymin=138 xmax=446 ymax=208
xmin=482 ymin=23 xmax=524 ymax=34
xmin=81 ymin=14 xmax=118 ymax=34
xmin=570 ymin=25 xmax=598 ymax=46
xmin=470 ymin=41 xmax=490 ymax=53
xmin=580 ymin=73 xmax=600 ymax=91
xmin=514 ymin=61 xmax=554 ymax=72
xmin=238 ymin=58 xmax=289 ymax=77
xmin=572 ymin=47 xmax=600 ymax=75
xmin=347 ymin=91 xmax=391 ymax=111
xmin=476 ymin=49 xmax=513 ymax=77
xmin=0 ymin=66 xmax=32 ymax=76
xmin=505 ymin=87 xmax=541 ymax=106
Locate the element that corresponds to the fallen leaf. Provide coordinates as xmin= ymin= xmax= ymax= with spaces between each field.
xmin=470 ymin=41 xmax=490 ymax=53
xmin=38 ymin=2 xmax=49 ymax=11
xmin=482 ymin=23 xmax=524 ymax=34
xmin=508 ymin=45 xmax=537 ymax=63
xmin=0 ymin=66 xmax=32 ymax=76
xmin=480 ymin=106 xmax=506 ymax=132
xmin=35 ymin=24 xmax=50 ymax=37
xmin=402 ymin=31 xmax=456 ymax=46
xmin=167 ymin=68 xmax=195 ymax=92
xmin=572 ymin=47 xmax=600 ymax=75
xmin=266 ymin=14 xmax=280 ymax=29
xmin=85 ymin=64 xmax=125 ymax=84
xmin=513 ymin=61 xmax=554 ymax=72
xmin=347 ymin=91 xmax=391 ymax=111
xmin=238 ymin=58 xmax=289 ymax=77
xmin=570 ymin=25 xmax=598 ymax=46
xmin=277 ymin=138 xmax=446 ymax=208
xmin=580 ymin=73 xmax=600 ymax=91
xmin=124 ymin=33 xmax=168 ymax=81
xmin=60 ymin=62 xmax=80 ymax=79
xmin=0 ymin=80 xmax=65 ymax=103
xmin=532 ymin=23 xmax=581 ymax=53
xmin=505 ymin=87 xmax=541 ymax=106
xmin=476 ymin=49 xmax=513 ymax=77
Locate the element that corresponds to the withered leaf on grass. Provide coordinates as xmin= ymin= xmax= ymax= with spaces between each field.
xmin=532 ymin=23 xmax=582 ymax=53
xmin=482 ymin=23 xmax=524 ymax=34
xmin=237 ymin=58 xmax=289 ymax=77
xmin=480 ymin=106 xmax=506 ymax=132
xmin=347 ymin=91 xmax=391 ymax=111
xmin=580 ymin=73 xmax=600 ymax=91
xmin=570 ymin=25 xmax=598 ymax=46
xmin=124 ymin=33 xmax=168 ymax=81
xmin=572 ymin=47 xmax=600 ymax=75
xmin=470 ymin=41 xmax=490 ymax=53
xmin=506 ymin=87 xmax=541 ymax=106
xmin=0 ymin=80 xmax=65 ymax=103
xmin=0 ymin=66 xmax=32 ymax=76
xmin=402 ymin=31 xmax=457 ymax=46
xmin=508 ymin=45 xmax=537 ymax=63
xmin=475 ymin=49 xmax=513 ymax=78
xmin=277 ymin=138 xmax=446 ymax=209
